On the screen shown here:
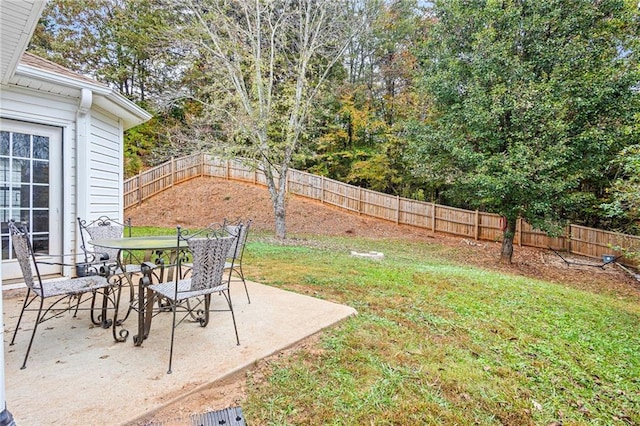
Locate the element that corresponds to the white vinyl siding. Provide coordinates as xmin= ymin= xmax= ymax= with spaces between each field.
xmin=1 ymin=85 xmax=125 ymax=281
xmin=88 ymin=108 xmax=123 ymax=219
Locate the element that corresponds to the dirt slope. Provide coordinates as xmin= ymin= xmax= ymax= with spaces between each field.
xmin=125 ymin=176 xmax=434 ymax=239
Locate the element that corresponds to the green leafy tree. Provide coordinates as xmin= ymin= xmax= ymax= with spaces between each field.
xmin=409 ymin=0 xmax=640 ymax=262
xmin=601 ymin=144 xmax=640 ymax=234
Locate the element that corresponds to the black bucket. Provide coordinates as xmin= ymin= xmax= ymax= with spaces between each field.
xmin=76 ymin=263 xmax=96 ymax=277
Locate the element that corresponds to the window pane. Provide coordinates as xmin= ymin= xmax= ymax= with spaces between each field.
xmin=0 ymin=185 xmax=8 ymax=209
xmin=0 ymin=158 xmax=8 ymax=182
xmin=1 ymin=235 xmax=9 ymax=260
xmin=15 ymin=186 xmax=28 ymax=208
xmin=12 ymin=133 xmax=30 ymax=158
xmin=33 ymin=161 xmax=48 ymax=184
xmin=33 ymin=185 xmax=48 ymax=208
xmin=18 ymin=210 xmax=29 ymax=226
xmin=0 ymin=210 xmax=8 ymax=224
xmin=32 ymin=234 xmax=49 ymax=254
xmin=33 ymin=210 xmax=49 ymax=233
xmin=11 ymin=159 xmax=30 ymax=183
xmin=0 ymin=131 xmax=8 ymax=156
xmin=33 ymin=136 xmax=49 ymax=160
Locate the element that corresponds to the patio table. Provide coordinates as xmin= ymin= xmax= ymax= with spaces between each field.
xmin=89 ymin=236 xmax=188 ymax=346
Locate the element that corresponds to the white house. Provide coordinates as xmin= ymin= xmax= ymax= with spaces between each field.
xmin=0 ymin=1 xmax=152 ymax=282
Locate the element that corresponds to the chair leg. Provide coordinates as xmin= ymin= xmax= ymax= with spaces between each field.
xmin=88 ymin=289 xmax=112 ymax=328
xmin=100 ymin=288 xmax=113 ymax=328
xmin=223 ymin=291 xmax=240 ymax=346
xmin=237 ymin=265 xmax=250 ymax=304
xmin=200 ymin=295 xmax=211 ymax=327
xmin=10 ymin=288 xmax=32 ymax=346
xmin=167 ymin=299 xmax=178 ymax=374
xmin=112 ymin=281 xmax=128 ymax=343
xmin=73 ymin=293 xmax=83 ymax=318
xmin=20 ymin=297 xmax=45 ymax=370
xmin=90 ymin=291 xmax=100 ymax=325
xmin=116 ymin=275 xmax=135 ymax=324
xmin=228 ymin=266 xmax=251 ymax=304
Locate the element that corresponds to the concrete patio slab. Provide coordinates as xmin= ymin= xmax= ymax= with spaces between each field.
xmin=3 ymin=280 xmax=356 ymax=425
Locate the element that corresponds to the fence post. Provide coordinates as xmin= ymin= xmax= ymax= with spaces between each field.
xmin=226 ymin=159 xmax=230 ymax=180
xmin=567 ymin=225 xmax=572 ymax=254
xmin=137 ymin=171 xmax=142 ymax=206
xmin=321 ymin=176 xmax=325 ymax=204
xmin=475 ymin=210 xmax=479 ymax=240
xmin=358 ymin=187 xmax=362 ymax=215
xmin=285 ymin=171 xmax=290 ymax=194
xmin=432 ymin=203 xmax=437 ymax=232
xmin=396 ymin=196 xmax=400 ymax=224
xmin=170 ymin=157 xmax=174 ymax=187
xmin=517 ymin=217 xmax=522 ymax=246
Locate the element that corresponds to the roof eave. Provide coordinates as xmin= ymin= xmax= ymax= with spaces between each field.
xmin=0 ymin=1 xmax=47 ymax=85
xmin=15 ymin=63 xmax=153 ymax=129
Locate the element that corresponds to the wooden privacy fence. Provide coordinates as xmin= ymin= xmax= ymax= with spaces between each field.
xmin=124 ymin=154 xmax=639 ymax=268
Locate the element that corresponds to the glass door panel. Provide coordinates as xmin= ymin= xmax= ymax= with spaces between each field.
xmin=1 ymin=119 xmax=62 ymax=280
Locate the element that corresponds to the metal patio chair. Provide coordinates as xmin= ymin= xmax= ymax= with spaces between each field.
xmin=147 ymin=222 xmax=242 ymax=374
xmin=182 ymin=219 xmax=252 ymax=303
xmin=7 ymin=220 xmax=122 ymax=369
xmin=78 ymin=216 xmax=154 ymax=327
xmin=77 ymin=216 xmax=142 ymax=277
xmin=224 ymin=219 xmax=252 ymax=304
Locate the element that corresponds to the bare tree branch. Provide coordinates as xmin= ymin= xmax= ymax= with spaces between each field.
xmin=174 ymin=0 xmax=374 ymax=238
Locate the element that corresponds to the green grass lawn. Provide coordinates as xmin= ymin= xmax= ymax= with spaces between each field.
xmin=132 ymin=228 xmax=639 ymax=424
xmin=241 ymin=235 xmax=639 ymax=425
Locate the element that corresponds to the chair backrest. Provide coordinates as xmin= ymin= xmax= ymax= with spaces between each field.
xmin=177 ymin=222 xmax=239 ymax=292
xmin=225 ymin=219 xmax=252 ymax=261
xmin=77 ymin=216 xmax=130 ymax=263
xmin=8 ymin=220 xmax=40 ymax=291
xmin=186 ymin=237 xmax=235 ymax=292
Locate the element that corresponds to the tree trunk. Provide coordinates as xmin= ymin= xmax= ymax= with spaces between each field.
xmin=262 ymin=160 xmax=288 ymax=240
xmin=500 ymin=216 xmax=517 ymax=263
xmin=273 ymin=164 xmax=288 ymax=239
xmin=274 ymin=198 xmax=286 ymax=240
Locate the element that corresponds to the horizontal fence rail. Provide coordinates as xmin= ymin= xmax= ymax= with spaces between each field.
xmin=124 ymin=154 xmax=639 ymax=268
